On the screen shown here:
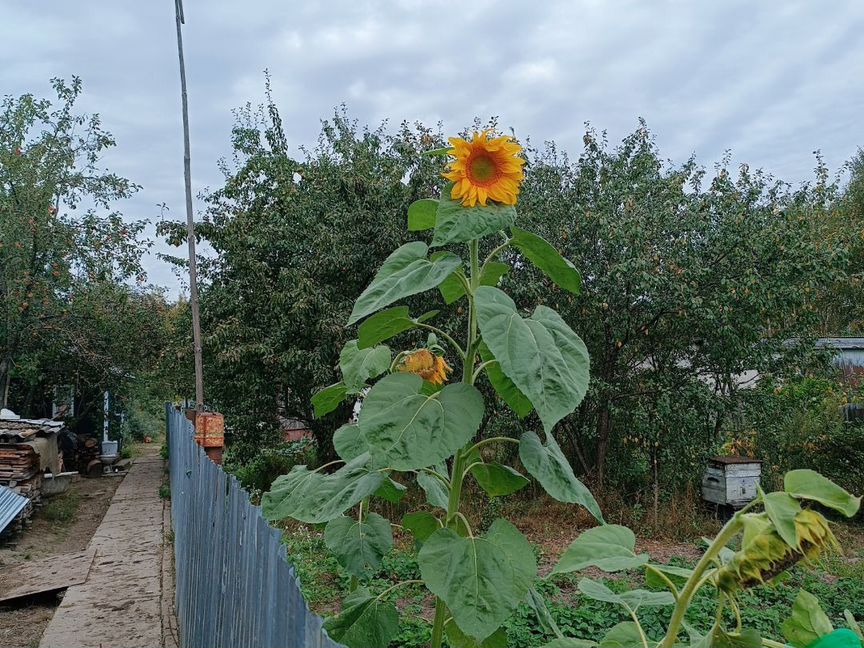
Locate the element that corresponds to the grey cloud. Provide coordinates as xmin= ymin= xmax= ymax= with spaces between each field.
xmin=2 ymin=0 xmax=862 ymax=295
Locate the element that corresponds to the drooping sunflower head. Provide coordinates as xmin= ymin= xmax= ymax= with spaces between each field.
xmin=397 ymin=349 xmax=452 ymax=385
xmin=443 ymin=129 xmax=525 ymax=208
xmin=717 ymin=510 xmax=838 ymax=593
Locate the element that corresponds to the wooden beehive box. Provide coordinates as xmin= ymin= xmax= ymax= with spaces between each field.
xmin=702 ymin=456 xmax=762 ymax=509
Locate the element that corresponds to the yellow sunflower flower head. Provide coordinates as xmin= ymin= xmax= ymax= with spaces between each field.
xmin=717 ymin=510 xmax=837 ymax=593
xmin=397 ymin=349 xmax=452 ymax=385
xmin=443 ymin=129 xmax=525 ymax=208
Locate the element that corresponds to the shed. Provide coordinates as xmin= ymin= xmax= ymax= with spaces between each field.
xmin=815 ymin=337 xmax=864 ymax=377
xmin=702 ymin=456 xmax=762 ymax=509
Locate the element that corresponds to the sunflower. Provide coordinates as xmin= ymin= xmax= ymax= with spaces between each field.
xmin=717 ymin=510 xmax=837 ymax=592
xmin=443 ymin=130 xmax=525 ymax=207
xmin=397 ymin=349 xmax=452 ymax=385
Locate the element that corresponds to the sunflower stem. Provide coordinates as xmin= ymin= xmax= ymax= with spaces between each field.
xmin=431 ymin=239 xmax=481 ymax=648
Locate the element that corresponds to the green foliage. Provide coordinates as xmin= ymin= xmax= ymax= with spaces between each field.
xmin=730 ymin=375 xmax=864 ymax=497
xmin=785 ymin=469 xmax=862 ymax=518
xmin=509 ymin=226 xmax=581 ymax=295
xmin=514 ymin=126 xmax=848 ymax=488
xmin=229 ymin=441 xmax=314 ymax=492
xmin=323 ymin=586 xmax=400 ymax=648
xmin=0 ymin=77 xmax=156 ymax=415
xmin=165 ymin=105 xmax=453 ymax=463
xmin=42 ymin=491 xmax=80 ymax=523
xmin=158 ymin=484 xmax=171 ymax=500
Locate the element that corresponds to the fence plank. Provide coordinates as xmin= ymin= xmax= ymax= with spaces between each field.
xmin=167 ymin=406 xmax=345 ymax=648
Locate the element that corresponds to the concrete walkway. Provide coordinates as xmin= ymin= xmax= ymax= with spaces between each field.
xmin=39 ymin=446 xmax=177 ymax=648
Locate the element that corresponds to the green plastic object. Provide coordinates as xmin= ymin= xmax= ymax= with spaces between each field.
xmin=806 ymin=629 xmax=863 ymax=648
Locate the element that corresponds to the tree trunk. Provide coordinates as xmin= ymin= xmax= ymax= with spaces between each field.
xmin=653 ymin=451 xmax=660 ymax=529
xmin=0 ymin=355 xmax=11 ymax=411
xmin=595 ymin=405 xmax=611 ymax=488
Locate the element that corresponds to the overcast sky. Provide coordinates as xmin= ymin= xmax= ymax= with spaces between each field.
xmin=3 ymin=0 xmax=863 ymax=296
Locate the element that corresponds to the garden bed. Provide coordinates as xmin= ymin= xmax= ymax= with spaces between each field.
xmin=279 ymin=500 xmax=864 ymax=648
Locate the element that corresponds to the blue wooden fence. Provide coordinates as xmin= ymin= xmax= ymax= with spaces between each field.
xmin=167 ymin=406 xmax=345 ymax=648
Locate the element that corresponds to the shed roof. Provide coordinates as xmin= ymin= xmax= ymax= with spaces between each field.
xmin=0 ymin=485 xmax=28 ymax=535
xmin=0 ymin=418 xmax=65 ymax=442
xmin=815 ymin=337 xmax=864 ymax=350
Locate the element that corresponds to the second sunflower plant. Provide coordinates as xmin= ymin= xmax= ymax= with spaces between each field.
xmin=264 ymin=131 xmax=862 ymax=648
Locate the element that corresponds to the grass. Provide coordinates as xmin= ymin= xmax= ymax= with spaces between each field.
xmin=41 ymin=492 xmax=81 ymax=524
xmin=278 ymin=518 xmax=864 ymax=648
xmin=158 ymin=484 xmax=171 ymax=500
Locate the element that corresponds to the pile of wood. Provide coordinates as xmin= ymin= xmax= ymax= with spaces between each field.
xmin=75 ymin=436 xmax=103 ymax=477
xmin=0 ymin=418 xmax=64 ymax=524
xmin=0 ymin=444 xmax=39 ymax=481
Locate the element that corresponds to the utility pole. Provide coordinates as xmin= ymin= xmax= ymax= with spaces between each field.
xmin=174 ymin=0 xmax=205 ymax=412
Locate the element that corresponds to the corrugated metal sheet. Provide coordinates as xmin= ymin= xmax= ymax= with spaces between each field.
xmin=0 ymin=484 xmax=28 ymax=535
xmin=167 ymin=406 xmax=345 ymax=648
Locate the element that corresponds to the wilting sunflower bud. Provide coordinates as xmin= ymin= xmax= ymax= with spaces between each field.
xmin=397 ymin=349 xmax=452 ymax=385
xmin=717 ymin=510 xmax=837 ymax=593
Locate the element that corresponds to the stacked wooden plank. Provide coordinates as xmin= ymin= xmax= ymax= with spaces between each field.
xmin=0 ymin=443 xmax=39 ymax=480
xmin=0 ymin=418 xmax=64 ymax=525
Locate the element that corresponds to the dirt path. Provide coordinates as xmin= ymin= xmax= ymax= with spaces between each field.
xmin=38 ymin=444 xmax=174 ymax=648
xmin=0 ymin=472 xmax=121 ymax=648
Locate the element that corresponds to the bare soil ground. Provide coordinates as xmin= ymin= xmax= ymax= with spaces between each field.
xmin=0 ymin=474 xmax=121 ymax=648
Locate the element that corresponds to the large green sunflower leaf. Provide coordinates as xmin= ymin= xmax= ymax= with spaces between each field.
xmin=357 ymin=306 xmax=438 ymax=349
xmin=541 ymin=639 xmax=597 ymax=648
xmin=333 ymin=424 xmax=367 ymax=462
xmin=401 ymin=511 xmax=441 ymax=549
xmin=784 ymin=469 xmax=861 ymax=517
xmin=323 ymin=586 xmax=399 ymax=648
xmin=418 ymin=519 xmax=537 ymax=641
xmin=475 ymin=286 xmax=589 ymax=433
xmin=599 ymin=622 xmax=646 ymax=648
xmin=358 ymin=373 xmax=483 ymax=471
xmin=470 ymin=462 xmax=529 ymax=497
xmin=510 ymin=226 xmax=582 ymax=295
xmin=431 ymin=183 xmax=517 ymax=247
xmin=445 ymin=619 xmax=509 ymax=648
xmin=339 ymin=340 xmax=391 ymax=393
xmin=417 ymin=469 xmax=449 ymax=510
xmin=552 ymin=525 xmax=647 ymax=575
xmin=324 ymin=512 xmax=393 ymax=580
xmin=348 ymin=241 xmax=461 ymax=325
xmin=782 ymin=589 xmax=834 ymax=648
xmin=311 ymin=382 xmax=348 ymax=418
xmin=578 ymin=578 xmax=674 ymax=610
xmin=761 ymin=490 xmax=802 ymax=548
xmin=261 ymin=452 xmax=385 ymax=524
xmin=519 ymin=431 xmax=603 ymax=522
xmin=408 ymin=198 xmax=438 ymax=231
xmin=478 ymin=340 xmax=533 ymax=418
xmin=374 ymin=477 xmax=407 ymax=503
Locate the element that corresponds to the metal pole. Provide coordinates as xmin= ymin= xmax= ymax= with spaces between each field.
xmin=174 ymin=0 xmax=205 ymax=412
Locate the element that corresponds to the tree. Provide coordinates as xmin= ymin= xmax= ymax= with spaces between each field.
xmin=0 ymin=78 xmax=150 ymax=412
xmin=513 ymin=124 xmax=847 ymax=488
xmin=162 ymin=101 xmax=452 ymax=462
